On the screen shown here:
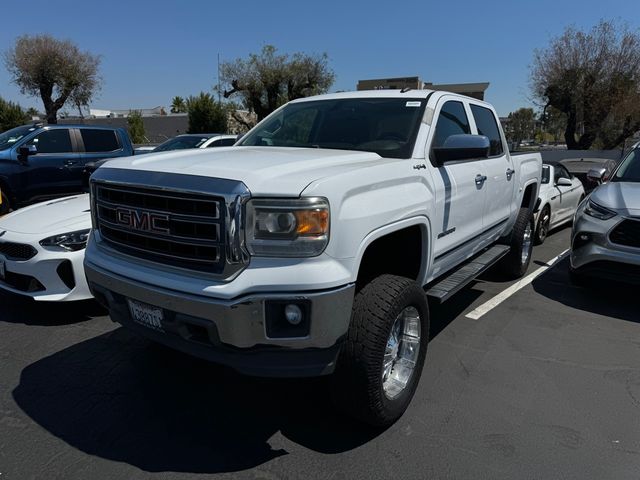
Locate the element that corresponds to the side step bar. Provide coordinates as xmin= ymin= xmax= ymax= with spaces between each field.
xmin=426 ymin=245 xmax=510 ymax=303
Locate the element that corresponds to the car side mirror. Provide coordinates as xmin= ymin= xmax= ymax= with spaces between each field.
xmin=432 ymin=134 xmax=490 ymax=166
xmin=587 ymin=167 xmax=607 ymax=184
xmin=17 ymin=144 xmax=37 ymax=164
xmin=556 ymin=177 xmax=572 ymax=187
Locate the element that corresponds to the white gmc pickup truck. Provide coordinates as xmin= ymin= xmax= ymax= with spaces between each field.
xmin=84 ymin=90 xmax=541 ymax=426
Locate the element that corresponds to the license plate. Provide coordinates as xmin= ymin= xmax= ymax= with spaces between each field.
xmin=127 ymin=298 xmax=164 ymax=331
xmin=0 ymin=256 xmax=5 ymax=280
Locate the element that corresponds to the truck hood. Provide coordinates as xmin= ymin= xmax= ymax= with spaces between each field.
xmin=590 ymin=181 xmax=640 ymax=216
xmin=100 ymin=146 xmax=386 ymax=195
xmin=0 ymin=194 xmax=91 ymax=235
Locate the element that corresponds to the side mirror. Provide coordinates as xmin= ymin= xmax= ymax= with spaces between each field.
xmin=556 ymin=177 xmax=572 ymax=187
xmin=587 ymin=167 xmax=607 ymax=184
xmin=432 ymin=134 xmax=490 ymax=165
xmin=17 ymin=144 xmax=37 ymax=164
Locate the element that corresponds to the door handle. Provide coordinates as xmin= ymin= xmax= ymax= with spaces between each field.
xmin=475 ymin=174 xmax=487 ymax=186
xmin=506 ymin=168 xmax=515 ymax=180
xmin=64 ymin=159 xmax=78 ymax=166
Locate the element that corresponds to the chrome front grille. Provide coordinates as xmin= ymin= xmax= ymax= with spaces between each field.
xmin=95 ymin=183 xmax=226 ymax=273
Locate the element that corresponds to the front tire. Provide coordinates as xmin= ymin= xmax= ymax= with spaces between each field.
xmin=331 ymin=274 xmax=429 ymax=427
xmin=500 ymin=207 xmax=534 ymax=279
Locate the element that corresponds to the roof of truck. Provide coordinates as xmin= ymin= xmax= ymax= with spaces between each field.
xmin=290 ymin=89 xmax=437 ymax=103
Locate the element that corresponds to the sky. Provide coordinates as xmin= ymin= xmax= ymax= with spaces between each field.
xmin=0 ymin=0 xmax=637 ymax=117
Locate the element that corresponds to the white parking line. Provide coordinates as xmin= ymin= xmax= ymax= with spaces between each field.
xmin=465 ymin=249 xmax=570 ymax=320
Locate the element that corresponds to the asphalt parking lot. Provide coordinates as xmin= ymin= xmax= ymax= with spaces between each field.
xmin=1 ymin=226 xmax=638 ymax=480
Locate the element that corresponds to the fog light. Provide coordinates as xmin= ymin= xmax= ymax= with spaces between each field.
xmin=284 ymin=304 xmax=303 ymax=325
xmin=580 ymin=234 xmax=589 ymax=241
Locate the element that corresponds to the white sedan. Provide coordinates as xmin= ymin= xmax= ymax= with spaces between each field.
xmin=534 ymin=163 xmax=585 ymax=244
xmin=0 ymin=195 xmax=91 ymax=301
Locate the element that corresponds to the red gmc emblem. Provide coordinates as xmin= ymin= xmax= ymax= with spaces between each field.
xmin=115 ymin=208 xmax=170 ymax=234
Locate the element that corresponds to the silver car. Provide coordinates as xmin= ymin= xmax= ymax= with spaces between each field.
xmin=570 ymin=146 xmax=640 ymax=285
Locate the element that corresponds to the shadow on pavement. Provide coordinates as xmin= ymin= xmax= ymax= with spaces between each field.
xmin=532 ymin=257 xmax=637 ymax=322
xmin=0 ymin=291 xmax=106 ymax=326
xmin=13 ymin=328 xmax=381 ymax=474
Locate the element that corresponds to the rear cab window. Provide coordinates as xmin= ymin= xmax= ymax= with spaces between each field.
xmin=80 ymin=129 xmax=121 ymax=153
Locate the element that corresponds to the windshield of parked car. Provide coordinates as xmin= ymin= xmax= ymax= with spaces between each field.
xmin=612 ymin=148 xmax=640 ymax=183
xmin=0 ymin=124 xmax=39 ymax=151
xmin=153 ymin=135 xmax=211 ymax=152
xmin=238 ymin=98 xmax=427 ymax=159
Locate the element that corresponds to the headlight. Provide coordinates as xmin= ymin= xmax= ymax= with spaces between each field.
xmin=246 ymin=198 xmax=329 ymax=257
xmin=40 ymin=229 xmax=91 ymax=251
xmin=584 ymin=200 xmax=616 ymax=220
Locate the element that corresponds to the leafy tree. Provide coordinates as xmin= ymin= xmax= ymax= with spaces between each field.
xmin=25 ymin=107 xmax=39 ymax=118
xmin=0 ymin=97 xmax=28 ymax=132
xmin=531 ymin=20 xmax=640 ymax=149
xmin=186 ymin=92 xmax=228 ymax=133
xmin=539 ymin=106 xmax=567 ymax=143
xmin=4 ymin=34 xmax=102 ymax=124
xmin=505 ymin=108 xmax=536 ymax=146
xmin=171 ymin=96 xmax=187 ymax=113
xmin=221 ymin=45 xmax=335 ymax=121
xmin=127 ymin=110 xmax=146 ymax=143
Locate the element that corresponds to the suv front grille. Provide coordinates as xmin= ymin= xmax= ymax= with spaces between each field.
xmin=94 ymin=183 xmax=226 ymax=273
xmin=610 ymin=219 xmax=640 ymax=249
xmin=0 ymin=241 xmax=37 ymax=261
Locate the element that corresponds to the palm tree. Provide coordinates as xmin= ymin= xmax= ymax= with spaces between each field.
xmin=170 ymin=96 xmax=186 ymax=113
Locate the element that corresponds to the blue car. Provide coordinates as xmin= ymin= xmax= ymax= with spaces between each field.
xmin=0 ymin=124 xmax=133 ymax=214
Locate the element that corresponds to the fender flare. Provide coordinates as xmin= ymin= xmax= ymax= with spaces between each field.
xmin=352 ymin=216 xmax=432 ymax=285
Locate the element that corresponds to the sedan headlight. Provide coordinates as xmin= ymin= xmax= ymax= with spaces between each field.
xmin=246 ymin=198 xmax=329 ymax=257
xmin=40 ymin=229 xmax=91 ymax=251
xmin=584 ymin=200 xmax=617 ymax=220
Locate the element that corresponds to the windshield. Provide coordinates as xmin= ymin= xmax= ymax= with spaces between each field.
xmin=612 ymin=148 xmax=640 ymax=183
xmin=0 ymin=124 xmax=39 ymax=151
xmin=153 ymin=136 xmax=211 ymax=152
xmin=238 ymin=98 xmax=427 ymax=159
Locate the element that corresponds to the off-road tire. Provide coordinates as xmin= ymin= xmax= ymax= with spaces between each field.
xmin=331 ymin=274 xmax=429 ymax=427
xmin=500 ymin=207 xmax=534 ymax=279
xmin=534 ymin=205 xmax=550 ymax=245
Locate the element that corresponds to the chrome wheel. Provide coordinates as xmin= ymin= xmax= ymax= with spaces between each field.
xmin=521 ymin=221 xmax=533 ymax=265
xmin=382 ymin=306 xmax=421 ymax=399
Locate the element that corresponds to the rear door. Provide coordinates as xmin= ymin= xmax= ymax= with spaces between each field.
xmin=76 ymin=128 xmax=126 ymax=186
xmin=469 ymin=103 xmax=515 ymax=231
xmin=428 ymin=98 xmax=487 ymax=266
xmin=20 ymin=128 xmax=80 ymax=202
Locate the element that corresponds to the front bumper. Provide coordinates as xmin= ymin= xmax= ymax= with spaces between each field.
xmin=0 ymin=230 xmax=91 ymax=301
xmin=84 ymin=259 xmax=355 ymax=377
xmin=570 ymin=207 xmax=640 ymax=284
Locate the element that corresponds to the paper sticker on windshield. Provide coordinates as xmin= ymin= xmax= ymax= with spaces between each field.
xmin=406 ymin=101 xmax=421 ymax=107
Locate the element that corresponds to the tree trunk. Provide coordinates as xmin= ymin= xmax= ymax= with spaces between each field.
xmin=564 ymin=109 xmax=578 ymax=149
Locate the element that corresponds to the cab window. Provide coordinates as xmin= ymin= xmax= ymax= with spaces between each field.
xmin=26 ymin=129 xmax=73 ymax=154
xmin=432 ymin=101 xmax=471 ymax=150
xmin=470 ymin=104 xmax=504 ymax=156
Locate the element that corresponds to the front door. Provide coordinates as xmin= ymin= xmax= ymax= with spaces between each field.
xmin=428 ymin=98 xmax=487 ymax=272
xmin=18 ymin=128 xmax=79 ymax=203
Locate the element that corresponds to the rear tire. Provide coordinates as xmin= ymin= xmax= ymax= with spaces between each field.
xmin=534 ymin=206 xmax=550 ymax=245
xmin=500 ymin=207 xmax=534 ymax=279
xmin=331 ymin=274 xmax=429 ymax=427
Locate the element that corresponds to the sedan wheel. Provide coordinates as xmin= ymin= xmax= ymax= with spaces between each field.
xmin=535 ymin=206 xmax=550 ymax=245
